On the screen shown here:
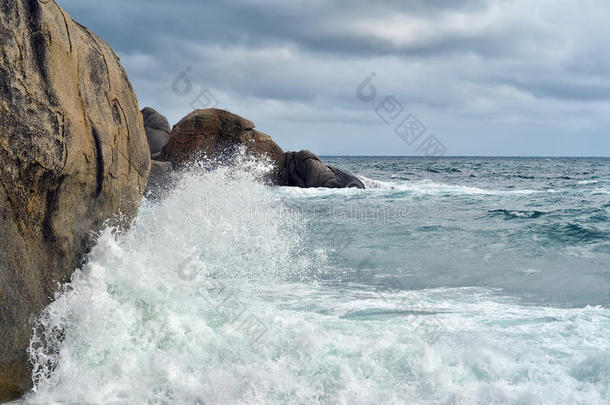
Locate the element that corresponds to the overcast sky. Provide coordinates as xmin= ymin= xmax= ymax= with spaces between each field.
xmin=58 ymin=0 xmax=609 ymax=156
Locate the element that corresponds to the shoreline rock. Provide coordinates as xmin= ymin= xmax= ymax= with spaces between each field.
xmin=150 ymin=108 xmax=364 ymax=189
xmin=283 ymin=150 xmax=364 ymax=189
xmin=159 ymin=108 xmax=285 ymax=184
xmin=0 ymin=0 xmax=150 ymax=400
xmin=142 ymin=107 xmax=171 ymax=159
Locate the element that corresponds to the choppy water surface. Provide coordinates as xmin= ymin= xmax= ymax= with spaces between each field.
xmin=24 ymin=157 xmax=610 ymax=404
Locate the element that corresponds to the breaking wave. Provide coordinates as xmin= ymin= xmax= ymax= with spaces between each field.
xmin=21 ymin=156 xmax=610 ymax=404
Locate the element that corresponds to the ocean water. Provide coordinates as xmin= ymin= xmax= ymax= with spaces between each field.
xmin=22 ymin=156 xmax=610 ymax=404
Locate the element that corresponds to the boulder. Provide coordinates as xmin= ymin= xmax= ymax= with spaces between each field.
xmin=0 ymin=0 xmax=150 ymax=400
xmin=141 ymin=107 xmax=170 ymax=159
xmin=159 ymin=109 xmax=285 ymax=183
xmin=327 ymin=165 xmax=365 ymax=189
xmin=283 ymin=151 xmax=364 ymax=189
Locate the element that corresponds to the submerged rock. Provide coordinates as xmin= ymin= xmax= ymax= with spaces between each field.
xmin=141 ymin=107 xmax=171 ymax=159
xmin=283 ymin=150 xmax=364 ymax=189
xmin=0 ymin=0 xmax=150 ymax=400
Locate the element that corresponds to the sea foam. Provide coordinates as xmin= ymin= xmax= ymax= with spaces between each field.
xmin=22 ymin=157 xmax=610 ymax=405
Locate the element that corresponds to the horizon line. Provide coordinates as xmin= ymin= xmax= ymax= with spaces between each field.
xmin=320 ymin=155 xmax=610 ymax=158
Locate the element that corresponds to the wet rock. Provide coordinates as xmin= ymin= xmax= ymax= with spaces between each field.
xmin=0 ymin=0 xmax=150 ymax=400
xmin=160 ymin=109 xmax=285 ymax=183
xmin=158 ymin=109 xmax=363 ymax=189
xmin=282 ymin=151 xmax=364 ymax=189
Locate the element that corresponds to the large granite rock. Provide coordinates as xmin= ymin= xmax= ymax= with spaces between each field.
xmin=141 ymin=107 xmax=170 ymax=158
xmin=0 ymin=0 xmax=150 ymax=400
xmin=283 ymin=150 xmax=364 ymax=188
xmin=160 ymin=108 xmax=285 ymax=183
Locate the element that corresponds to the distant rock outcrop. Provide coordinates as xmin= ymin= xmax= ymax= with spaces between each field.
xmin=141 ymin=107 xmax=171 ymax=159
xmin=0 ymin=0 xmax=150 ymax=400
xmin=283 ymin=150 xmax=365 ymax=188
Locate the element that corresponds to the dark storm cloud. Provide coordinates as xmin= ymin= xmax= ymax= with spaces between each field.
xmin=59 ymin=0 xmax=508 ymax=58
xmin=56 ymin=0 xmax=610 ymax=155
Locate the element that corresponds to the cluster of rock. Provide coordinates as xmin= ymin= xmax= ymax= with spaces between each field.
xmin=145 ymin=108 xmax=364 ymax=190
xmin=0 ymin=0 xmax=361 ymax=402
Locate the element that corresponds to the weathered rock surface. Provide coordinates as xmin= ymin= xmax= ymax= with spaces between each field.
xmin=0 ymin=0 xmax=150 ymax=400
xmin=283 ymin=150 xmax=364 ymax=188
xmin=160 ymin=108 xmax=285 ymax=183
xmin=141 ymin=107 xmax=170 ymax=159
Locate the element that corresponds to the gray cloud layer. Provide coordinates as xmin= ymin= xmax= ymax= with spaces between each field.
xmin=58 ymin=0 xmax=610 ymax=156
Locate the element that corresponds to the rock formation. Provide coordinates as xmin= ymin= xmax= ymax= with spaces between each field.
xmin=159 ymin=108 xmax=285 ymax=183
xmin=283 ymin=150 xmax=364 ymax=188
xmin=141 ymin=107 xmax=170 ymax=159
xmin=0 ymin=0 xmax=150 ymax=400
xmin=156 ymin=108 xmax=363 ymax=189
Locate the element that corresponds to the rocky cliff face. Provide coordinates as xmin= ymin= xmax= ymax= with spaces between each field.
xmin=0 ymin=0 xmax=150 ymax=400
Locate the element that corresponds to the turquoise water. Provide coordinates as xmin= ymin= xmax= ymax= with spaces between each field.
xmin=309 ymin=157 xmax=610 ymax=308
xmin=24 ymin=157 xmax=610 ymax=404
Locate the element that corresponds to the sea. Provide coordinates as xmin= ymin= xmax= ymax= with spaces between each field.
xmin=20 ymin=156 xmax=610 ymax=404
